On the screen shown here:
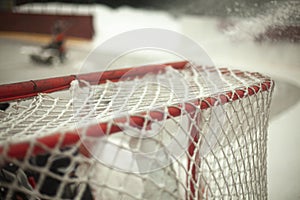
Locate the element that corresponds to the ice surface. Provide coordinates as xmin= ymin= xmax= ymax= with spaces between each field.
xmin=1 ymin=3 xmax=300 ymax=199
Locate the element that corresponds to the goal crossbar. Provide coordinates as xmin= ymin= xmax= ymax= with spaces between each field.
xmin=0 ymin=62 xmax=272 ymax=160
xmin=0 ymin=61 xmax=274 ymax=200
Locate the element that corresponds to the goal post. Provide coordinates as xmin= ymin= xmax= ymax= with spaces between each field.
xmin=0 ymin=61 xmax=274 ymax=200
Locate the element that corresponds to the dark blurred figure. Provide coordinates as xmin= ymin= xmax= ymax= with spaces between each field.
xmin=43 ymin=20 xmax=67 ymax=63
xmin=0 ymin=103 xmax=9 ymax=111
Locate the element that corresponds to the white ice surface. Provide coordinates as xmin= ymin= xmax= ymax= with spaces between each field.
xmin=1 ymin=4 xmax=300 ymax=199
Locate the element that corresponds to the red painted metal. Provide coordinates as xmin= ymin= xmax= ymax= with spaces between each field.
xmin=0 ymin=61 xmax=188 ymax=102
xmin=0 ymin=61 xmax=274 ymax=200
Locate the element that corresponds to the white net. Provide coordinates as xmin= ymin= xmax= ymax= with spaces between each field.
xmin=0 ymin=64 xmax=274 ymax=200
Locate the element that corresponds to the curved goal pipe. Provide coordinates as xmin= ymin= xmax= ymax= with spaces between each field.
xmin=0 ymin=61 xmax=274 ymax=200
xmin=0 ymin=61 xmax=188 ymax=102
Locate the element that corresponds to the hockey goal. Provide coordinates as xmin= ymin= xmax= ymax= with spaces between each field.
xmin=0 ymin=61 xmax=274 ymax=200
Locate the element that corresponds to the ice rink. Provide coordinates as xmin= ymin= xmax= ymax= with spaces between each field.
xmin=0 ymin=4 xmax=300 ymax=199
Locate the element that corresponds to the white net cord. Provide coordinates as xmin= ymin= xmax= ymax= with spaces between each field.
xmin=0 ymin=64 xmax=274 ymax=200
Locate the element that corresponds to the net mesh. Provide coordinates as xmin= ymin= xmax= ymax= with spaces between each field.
xmin=0 ymin=64 xmax=273 ymax=200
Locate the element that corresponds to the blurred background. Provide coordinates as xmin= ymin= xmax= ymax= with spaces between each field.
xmin=0 ymin=0 xmax=299 ymax=199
